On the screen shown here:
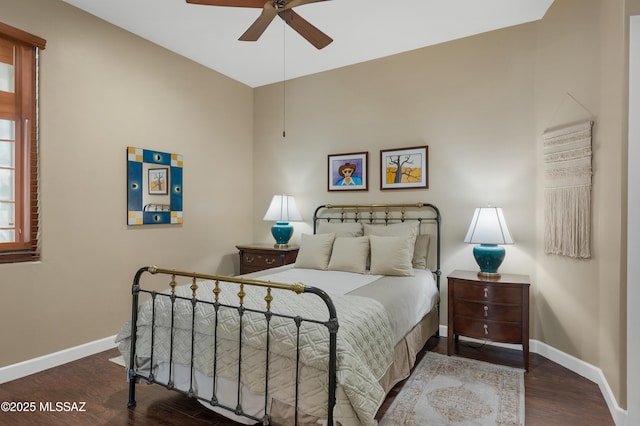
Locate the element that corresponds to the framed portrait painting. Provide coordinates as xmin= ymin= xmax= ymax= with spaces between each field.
xmin=380 ymin=146 xmax=428 ymax=190
xmin=328 ymin=152 xmax=368 ymax=191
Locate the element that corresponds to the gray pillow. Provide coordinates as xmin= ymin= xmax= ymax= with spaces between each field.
xmin=316 ymin=221 xmax=364 ymax=237
xmin=412 ymin=234 xmax=431 ymax=269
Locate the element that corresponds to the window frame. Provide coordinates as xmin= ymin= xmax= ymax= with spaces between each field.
xmin=0 ymin=22 xmax=45 ymax=263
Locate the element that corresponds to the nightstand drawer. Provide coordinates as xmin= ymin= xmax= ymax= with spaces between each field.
xmin=453 ymin=300 xmax=522 ymax=322
xmin=236 ymin=245 xmax=299 ymax=275
xmin=453 ymin=281 xmax=522 ymax=304
xmin=453 ymin=317 xmax=523 ymax=343
xmin=241 ymin=252 xmax=282 ymax=269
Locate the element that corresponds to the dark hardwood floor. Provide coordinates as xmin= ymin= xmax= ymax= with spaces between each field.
xmin=0 ymin=337 xmax=614 ymax=425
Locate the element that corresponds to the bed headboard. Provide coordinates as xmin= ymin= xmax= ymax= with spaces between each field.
xmin=312 ymin=202 xmax=441 ymax=289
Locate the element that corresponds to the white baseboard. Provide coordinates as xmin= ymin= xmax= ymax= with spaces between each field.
xmin=439 ymin=325 xmax=627 ymax=425
xmin=0 ymin=335 xmax=117 ymax=384
xmin=530 ymin=339 xmax=627 ymax=426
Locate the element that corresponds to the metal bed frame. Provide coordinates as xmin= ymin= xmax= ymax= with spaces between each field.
xmin=126 ymin=266 xmax=338 ymax=425
xmin=125 ymin=202 xmax=441 ymax=425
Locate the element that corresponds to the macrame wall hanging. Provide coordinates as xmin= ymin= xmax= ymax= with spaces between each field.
xmin=542 ymin=120 xmax=593 ymax=258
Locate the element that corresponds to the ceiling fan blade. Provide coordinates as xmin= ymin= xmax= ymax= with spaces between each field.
xmin=281 ymin=0 xmax=329 ymax=9
xmin=186 ymin=0 xmax=265 ymax=7
xmin=278 ymin=9 xmax=333 ymax=49
xmin=239 ymin=2 xmax=278 ymax=41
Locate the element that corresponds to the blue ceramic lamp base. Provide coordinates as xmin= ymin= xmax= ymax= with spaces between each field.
xmin=473 ymin=244 xmax=505 ymax=278
xmin=271 ymin=221 xmax=293 ymax=248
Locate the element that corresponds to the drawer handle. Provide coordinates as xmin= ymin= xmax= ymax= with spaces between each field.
xmin=483 ymin=288 xmax=489 ymax=298
xmin=265 ymin=258 xmax=276 ymax=265
xmin=483 ymin=324 xmax=489 ymax=335
xmin=483 ymin=306 xmax=489 ymax=317
xmin=246 ymin=256 xmax=255 ymax=263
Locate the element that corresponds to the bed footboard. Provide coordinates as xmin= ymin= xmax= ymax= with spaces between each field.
xmin=125 ymin=265 xmax=338 ymax=426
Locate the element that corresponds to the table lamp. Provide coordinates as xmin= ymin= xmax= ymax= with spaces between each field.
xmin=263 ymin=195 xmax=302 ymax=248
xmin=464 ymin=206 xmax=514 ymax=278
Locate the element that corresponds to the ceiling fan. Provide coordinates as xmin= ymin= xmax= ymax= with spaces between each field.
xmin=186 ymin=0 xmax=333 ymax=49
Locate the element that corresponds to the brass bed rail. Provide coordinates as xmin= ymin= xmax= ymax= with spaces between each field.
xmin=126 ymin=265 xmax=339 ymax=426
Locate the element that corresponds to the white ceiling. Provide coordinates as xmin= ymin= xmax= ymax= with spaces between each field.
xmin=60 ymin=0 xmax=554 ymax=88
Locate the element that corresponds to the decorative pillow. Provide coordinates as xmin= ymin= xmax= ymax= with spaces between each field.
xmin=369 ymin=235 xmax=415 ymax=276
xmin=327 ymin=236 xmax=370 ymax=274
xmin=294 ymin=233 xmax=335 ymax=270
xmin=316 ymin=221 xmax=364 ymax=237
xmin=363 ymin=221 xmax=420 ymax=259
xmin=363 ymin=221 xmax=419 ymax=237
xmin=412 ymin=234 xmax=431 ymax=269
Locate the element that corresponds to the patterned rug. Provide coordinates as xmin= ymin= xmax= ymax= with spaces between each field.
xmin=109 ymin=356 xmax=125 ymax=367
xmin=380 ymin=352 xmax=525 ymax=425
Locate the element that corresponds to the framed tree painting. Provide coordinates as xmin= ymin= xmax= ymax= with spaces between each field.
xmin=380 ymin=146 xmax=428 ymax=190
xmin=148 ymin=167 xmax=169 ymax=195
xmin=328 ymin=152 xmax=368 ymax=191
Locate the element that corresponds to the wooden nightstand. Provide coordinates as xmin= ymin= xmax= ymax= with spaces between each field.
xmin=236 ymin=244 xmax=299 ymax=275
xmin=447 ymin=269 xmax=530 ymax=370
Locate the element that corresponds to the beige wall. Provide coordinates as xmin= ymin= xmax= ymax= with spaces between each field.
xmin=253 ymin=24 xmax=539 ymax=278
xmin=254 ymin=0 xmax=628 ymax=409
xmin=0 ymin=0 xmax=254 ymax=366
xmin=533 ymin=0 xmax=628 ymax=407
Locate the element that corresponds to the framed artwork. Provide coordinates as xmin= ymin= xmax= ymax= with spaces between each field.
xmin=328 ymin=152 xmax=368 ymax=191
xmin=128 ymin=147 xmax=183 ymax=225
xmin=380 ymin=146 xmax=428 ymax=190
xmin=148 ymin=167 xmax=169 ymax=195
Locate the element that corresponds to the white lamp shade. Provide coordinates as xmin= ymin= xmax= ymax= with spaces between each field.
xmin=464 ymin=207 xmax=514 ymax=245
xmin=263 ymin=195 xmax=302 ymax=222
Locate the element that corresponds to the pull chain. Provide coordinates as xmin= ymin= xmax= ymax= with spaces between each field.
xmin=282 ymin=17 xmax=286 ymax=138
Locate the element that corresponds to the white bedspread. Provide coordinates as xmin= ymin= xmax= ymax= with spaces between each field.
xmin=116 ymin=274 xmax=395 ymax=426
xmin=349 ymin=268 xmax=439 ymax=344
xmin=252 ymin=265 xmax=439 ymax=344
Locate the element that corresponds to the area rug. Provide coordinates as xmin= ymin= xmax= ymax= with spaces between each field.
xmin=380 ymin=352 xmax=525 ymax=425
xmin=109 ymin=356 xmax=125 ymax=367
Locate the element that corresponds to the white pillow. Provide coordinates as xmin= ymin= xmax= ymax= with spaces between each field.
xmin=316 ymin=221 xmax=364 ymax=237
xmin=327 ymin=236 xmax=370 ymax=274
xmin=369 ymin=235 xmax=415 ymax=276
xmin=294 ymin=233 xmax=335 ymax=270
